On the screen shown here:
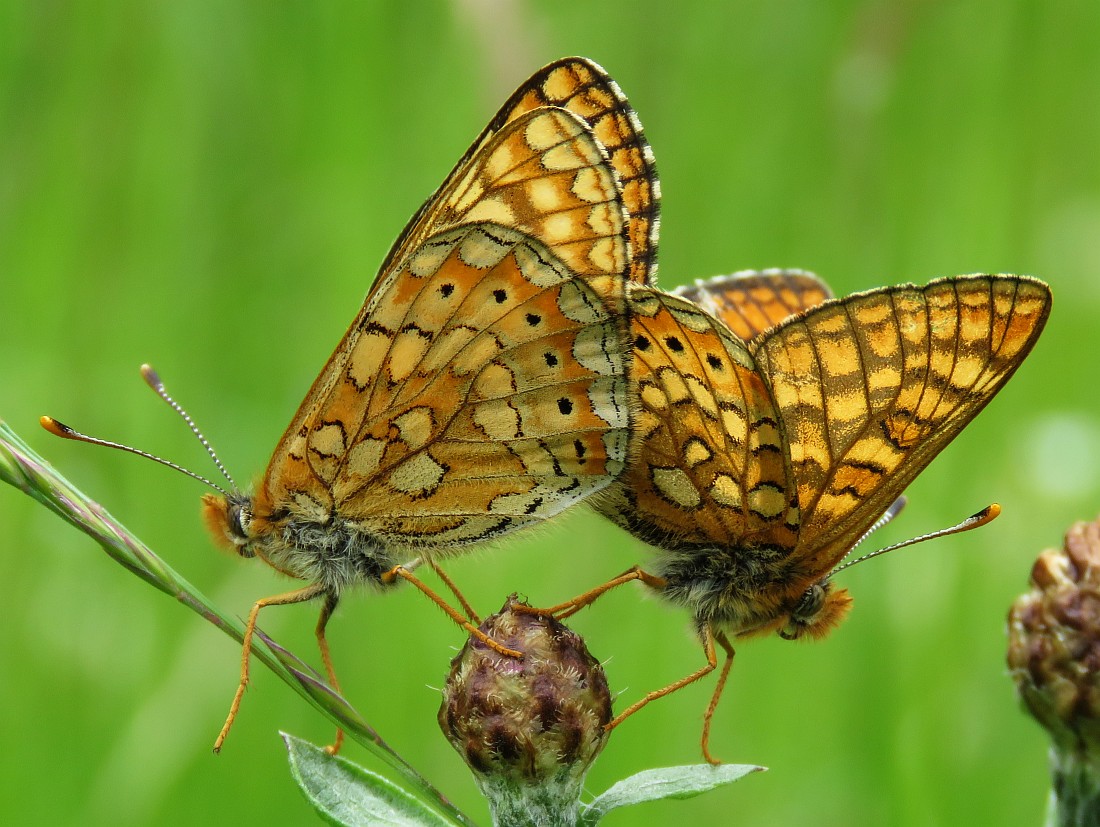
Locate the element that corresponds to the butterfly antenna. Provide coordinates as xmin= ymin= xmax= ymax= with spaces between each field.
xmin=850 ymin=496 xmax=908 ymax=553
xmin=832 ymin=503 xmax=1001 ymax=575
xmin=39 ymin=363 xmax=235 ymax=495
xmin=139 ymin=364 xmax=237 ymax=489
xmin=41 ymin=416 xmax=229 ymax=495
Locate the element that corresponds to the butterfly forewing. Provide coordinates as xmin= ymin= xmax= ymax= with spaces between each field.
xmin=673 ymin=269 xmax=833 ymax=341
xmin=383 ymin=58 xmax=659 ymax=287
xmin=602 ymin=287 xmax=797 ymax=551
xmin=430 ymin=108 xmax=630 ymax=284
xmin=497 ymin=57 xmax=659 ymax=286
xmin=751 ymin=274 xmax=1052 ymax=574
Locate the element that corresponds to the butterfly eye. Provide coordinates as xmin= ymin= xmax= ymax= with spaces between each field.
xmin=223 ymin=501 xmax=256 ymax=558
xmin=780 ymin=581 xmax=854 ymax=641
xmin=780 ymin=582 xmax=828 ymax=640
xmin=229 ymin=505 xmax=249 ymax=536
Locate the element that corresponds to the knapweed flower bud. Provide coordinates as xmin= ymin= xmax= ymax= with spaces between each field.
xmin=438 ymin=596 xmax=611 ymax=827
xmin=1008 ymin=517 xmax=1100 ymax=752
xmin=1008 ymin=517 xmax=1100 ymax=824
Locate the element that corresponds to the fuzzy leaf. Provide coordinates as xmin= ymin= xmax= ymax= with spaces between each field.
xmin=283 ymin=733 xmax=462 ymax=827
xmin=580 ymin=763 xmax=765 ymax=825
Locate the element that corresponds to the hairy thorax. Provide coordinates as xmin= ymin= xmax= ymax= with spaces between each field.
xmin=202 ymin=492 xmax=399 ymax=595
xmin=652 ymin=541 xmax=853 ymax=641
xmin=654 ymin=542 xmax=799 ymax=631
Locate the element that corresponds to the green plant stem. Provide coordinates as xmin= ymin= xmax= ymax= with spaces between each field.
xmin=1047 ymin=745 xmax=1100 ymax=827
xmin=476 ymin=774 xmax=582 ymax=827
xmin=0 ymin=420 xmax=473 ymax=827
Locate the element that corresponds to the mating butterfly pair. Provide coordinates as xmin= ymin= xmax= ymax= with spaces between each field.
xmin=44 ymin=58 xmax=1051 ymax=761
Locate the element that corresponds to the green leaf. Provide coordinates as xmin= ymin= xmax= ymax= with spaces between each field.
xmin=580 ymin=764 xmax=765 ymax=825
xmin=283 ymin=733 xmax=464 ymax=827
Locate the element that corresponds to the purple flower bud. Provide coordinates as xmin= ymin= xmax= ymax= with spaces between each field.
xmin=439 ymin=596 xmax=612 ymax=825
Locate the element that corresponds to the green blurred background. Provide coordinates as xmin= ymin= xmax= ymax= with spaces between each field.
xmin=2 ymin=2 xmax=1097 ymax=824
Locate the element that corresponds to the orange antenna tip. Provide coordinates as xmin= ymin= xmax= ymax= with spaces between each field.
xmin=40 ymin=415 xmax=73 ymax=437
xmin=833 ymin=502 xmax=1002 ymax=575
xmin=38 ymin=405 xmax=229 ymax=495
xmin=976 ymin=503 xmax=1001 ymax=524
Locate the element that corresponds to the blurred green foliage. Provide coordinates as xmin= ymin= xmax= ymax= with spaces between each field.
xmin=2 ymin=2 xmax=1097 ymax=824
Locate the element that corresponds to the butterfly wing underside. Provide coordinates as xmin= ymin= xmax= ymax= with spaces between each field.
xmin=383 ymin=57 xmax=659 ymax=287
xmin=673 ymin=269 xmax=833 ymax=341
xmin=602 ymin=287 xmax=798 ymax=551
xmin=257 ymin=107 xmax=633 ymax=550
xmin=752 ymin=274 xmax=1052 ymax=576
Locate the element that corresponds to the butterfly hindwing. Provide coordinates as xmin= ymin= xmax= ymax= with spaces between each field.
xmin=357 ymin=226 xmax=631 ymax=546
xmin=602 ymin=287 xmax=797 ymax=552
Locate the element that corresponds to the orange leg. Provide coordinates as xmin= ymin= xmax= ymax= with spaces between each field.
xmin=519 ymin=569 xmax=736 ymax=763
xmin=315 ymin=593 xmax=345 ymax=755
xmin=214 ymin=582 xmax=326 ymax=753
xmin=382 ymin=565 xmax=522 ymax=658
xmin=428 ymin=559 xmax=479 ymax=623
xmin=700 ymin=629 xmax=736 ymax=765
xmin=606 ymin=622 xmax=720 ymax=738
xmin=518 ymin=565 xmax=668 ymax=620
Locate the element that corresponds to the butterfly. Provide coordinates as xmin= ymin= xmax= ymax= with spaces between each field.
xmin=42 ymin=57 xmax=660 ymax=752
xmin=539 ymin=273 xmax=1051 ymax=763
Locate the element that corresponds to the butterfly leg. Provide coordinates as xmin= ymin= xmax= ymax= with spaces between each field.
xmin=427 ymin=559 xmax=480 ymax=623
xmin=605 ymin=622 xmax=719 ymax=735
xmin=315 ymin=592 xmax=345 ymax=755
xmin=519 ymin=565 xmax=668 ymax=620
xmin=700 ymin=629 xmax=736 ymax=765
xmin=213 ymin=582 xmax=327 ymax=753
xmin=382 ymin=565 xmax=522 ymax=658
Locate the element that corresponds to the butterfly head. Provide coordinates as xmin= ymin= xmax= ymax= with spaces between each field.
xmin=202 ymin=492 xmax=258 ymax=559
xmin=778 ymin=578 xmax=853 ymax=641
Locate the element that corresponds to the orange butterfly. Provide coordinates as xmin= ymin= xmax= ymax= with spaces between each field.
xmin=42 ymin=57 xmax=659 ymax=752
xmin=539 ymin=273 xmax=1051 ymax=763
